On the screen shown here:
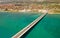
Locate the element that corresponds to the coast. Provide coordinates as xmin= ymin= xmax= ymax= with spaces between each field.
xmin=0 ymin=9 xmax=60 ymax=14
xmin=0 ymin=3 xmax=60 ymax=14
xmin=0 ymin=9 xmax=48 ymax=14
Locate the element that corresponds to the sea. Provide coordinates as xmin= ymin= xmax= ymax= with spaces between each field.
xmin=25 ymin=14 xmax=60 ymax=38
xmin=0 ymin=12 xmax=42 ymax=38
xmin=0 ymin=12 xmax=60 ymax=38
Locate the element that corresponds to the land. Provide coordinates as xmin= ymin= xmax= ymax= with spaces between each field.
xmin=0 ymin=2 xmax=60 ymax=14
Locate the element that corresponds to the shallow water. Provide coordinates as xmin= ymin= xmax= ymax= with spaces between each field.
xmin=25 ymin=14 xmax=60 ymax=38
xmin=0 ymin=12 xmax=42 ymax=38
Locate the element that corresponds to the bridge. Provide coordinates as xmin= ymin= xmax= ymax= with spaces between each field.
xmin=12 ymin=12 xmax=47 ymax=38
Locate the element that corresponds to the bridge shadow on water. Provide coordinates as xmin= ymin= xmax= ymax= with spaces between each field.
xmin=20 ymin=14 xmax=47 ymax=38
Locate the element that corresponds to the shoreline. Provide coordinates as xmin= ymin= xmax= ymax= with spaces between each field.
xmin=0 ymin=10 xmax=60 ymax=14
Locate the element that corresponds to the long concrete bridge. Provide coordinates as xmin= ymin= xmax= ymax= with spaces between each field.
xmin=12 ymin=12 xmax=47 ymax=38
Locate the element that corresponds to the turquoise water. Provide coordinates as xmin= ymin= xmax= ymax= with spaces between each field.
xmin=0 ymin=12 xmax=42 ymax=38
xmin=25 ymin=14 xmax=60 ymax=38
